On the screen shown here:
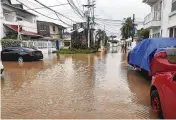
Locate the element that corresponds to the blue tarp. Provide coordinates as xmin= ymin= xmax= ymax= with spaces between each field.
xmin=128 ymin=38 xmax=176 ymax=72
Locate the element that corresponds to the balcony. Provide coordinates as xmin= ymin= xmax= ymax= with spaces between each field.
xmin=2 ymin=17 xmax=37 ymax=33
xmin=144 ymin=11 xmax=161 ymax=29
xmin=143 ymin=0 xmax=159 ymax=5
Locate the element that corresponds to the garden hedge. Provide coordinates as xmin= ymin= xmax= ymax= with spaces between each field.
xmin=1 ymin=39 xmax=21 ymax=49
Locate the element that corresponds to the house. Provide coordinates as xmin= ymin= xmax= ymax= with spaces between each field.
xmin=37 ymin=21 xmax=65 ymax=40
xmin=0 ymin=0 xmax=66 ymax=54
xmin=37 ymin=21 xmax=66 ymax=51
xmin=143 ymin=0 xmax=176 ymax=38
xmin=0 ymin=0 xmax=39 ymax=39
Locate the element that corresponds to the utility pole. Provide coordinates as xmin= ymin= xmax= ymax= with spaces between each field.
xmin=87 ymin=0 xmax=90 ymax=48
xmin=83 ymin=0 xmax=95 ymax=48
xmin=132 ymin=14 xmax=135 ymax=42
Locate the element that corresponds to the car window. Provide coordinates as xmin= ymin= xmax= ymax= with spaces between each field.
xmin=165 ymin=47 xmax=176 ymax=64
xmin=2 ymin=49 xmax=12 ymax=52
xmin=23 ymin=48 xmax=35 ymax=52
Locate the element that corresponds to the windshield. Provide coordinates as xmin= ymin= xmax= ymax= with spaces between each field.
xmin=165 ymin=47 xmax=176 ymax=64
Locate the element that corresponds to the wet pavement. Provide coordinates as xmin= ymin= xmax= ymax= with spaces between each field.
xmin=1 ymin=48 xmax=157 ymax=119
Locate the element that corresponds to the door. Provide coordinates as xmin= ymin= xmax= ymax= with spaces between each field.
xmin=1 ymin=49 xmax=13 ymax=61
xmin=163 ymin=74 xmax=176 ymax=118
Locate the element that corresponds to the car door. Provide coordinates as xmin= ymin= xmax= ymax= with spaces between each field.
xmin=10 ymin=48 xmax=20 ymax=61
xmin=1 ymin=49 xmax=12 ymax=61
xmin=163 ymin=74 xmax=176 ymax=119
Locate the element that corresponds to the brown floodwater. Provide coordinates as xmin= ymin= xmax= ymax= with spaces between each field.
xmin=1 ymin=50 xmax=157 ymax=119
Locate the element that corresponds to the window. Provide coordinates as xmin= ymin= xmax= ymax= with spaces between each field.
xmin=170 ymin=28 xmax=174 ymax=37
xmin=40 ymin=25 xmax=47 ymax=31
xmin=53 ymin=26 xmax=55 ymax=32
xmin=172 ymin=0 xmax=176 ymax=12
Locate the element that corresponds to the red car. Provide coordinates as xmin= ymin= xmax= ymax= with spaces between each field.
xmin=150 ymin=47 xmax=176 ymax=76
xmin=151 ymin=72 xmax=176 ymax=119
xmin=150 ymin=47 xmax=176 ymax=119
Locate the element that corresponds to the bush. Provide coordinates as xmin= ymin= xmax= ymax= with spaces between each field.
xmin=1 ymin=39 xmax=21 ymax=49
xmin=58 ymin=49 xmax=97 ymax=54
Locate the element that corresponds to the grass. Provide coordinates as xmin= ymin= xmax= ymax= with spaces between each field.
xmin=58 ymin=49 xmax=98 ymax=54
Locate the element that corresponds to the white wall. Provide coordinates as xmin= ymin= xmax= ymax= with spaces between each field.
xmin=0 ymin=0 xmax=4 ymax=44
xmin=148 ymin=0 xmax=176 ymax=37
xmin=2 ymin=5 xmax=38 ymax=34
xmin=160 ymin=0 xmax=172 ymax=37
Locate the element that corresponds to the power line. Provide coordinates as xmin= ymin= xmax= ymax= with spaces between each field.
xmin=26 ymin=3 xmax=69 ymax=10
xmin=67 ymin=0 xmax=84 ymax=19
xmin=16 ymin=0 xmax=60 ymax=21
xmin=33 ymin=0 xmax=76 ymax=23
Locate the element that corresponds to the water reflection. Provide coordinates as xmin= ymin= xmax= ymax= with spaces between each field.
xmin=1 ymin=53 xmax=157 ymax=119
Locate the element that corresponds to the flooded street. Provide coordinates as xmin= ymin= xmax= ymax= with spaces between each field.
xmin=1 ymin=50 xmax=157 ymax=119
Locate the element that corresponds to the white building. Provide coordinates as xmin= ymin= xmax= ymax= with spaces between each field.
xmin=143 ymin=0 xmax=176 ymax=38
xmin=0 ymin=0 xmax=38 ymax=38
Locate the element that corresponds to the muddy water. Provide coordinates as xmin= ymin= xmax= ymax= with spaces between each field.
xmin=1 ymin=51 xmax=157 ymax=119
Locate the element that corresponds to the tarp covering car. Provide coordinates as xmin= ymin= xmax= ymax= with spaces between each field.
xmin=128 ymin=38 xmax=176 ymax=72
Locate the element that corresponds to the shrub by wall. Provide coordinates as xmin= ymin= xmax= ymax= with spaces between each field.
xmin=1 ymin=39 xmax=21 ymax=49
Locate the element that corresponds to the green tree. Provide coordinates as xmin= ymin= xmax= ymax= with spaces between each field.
xmin=137 ymin=28 xmax=149 ymax=39
xmin=120 ymin=17 xmax=133 ymax=39
xmin=95 ymin=29 xmax=108 ymax=49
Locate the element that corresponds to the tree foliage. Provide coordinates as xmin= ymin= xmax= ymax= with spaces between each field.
xmin=137 ymin=28 xmax=149 ymax=39
xmin=95 ymin=29 xmax=108 ymax=49
xmin=120 ymin=17 xmax=133 ymax=39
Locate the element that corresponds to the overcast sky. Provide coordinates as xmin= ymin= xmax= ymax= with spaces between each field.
xmin=12 ymin=0 xmax=151 ymax=37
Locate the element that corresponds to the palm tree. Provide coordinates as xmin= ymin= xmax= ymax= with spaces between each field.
xmin=95 ymin=29 xmax=108 ymax=49
xmin=120 ymin=17 xmax=133 ymax=39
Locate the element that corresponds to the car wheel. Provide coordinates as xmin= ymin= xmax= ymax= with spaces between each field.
xmin=18 ymin=57 xmax=24 ymax=63
xmin=151 ymin=90 xmax=164 ymax=119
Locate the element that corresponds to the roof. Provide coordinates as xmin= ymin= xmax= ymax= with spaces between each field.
xmin=37 ymin=20 xmax=66 ymax=29
xmin=4 ymin=24 xmax=41 ymax=37
xmin=3 ymin=3 xmax=37 ymax=16
xmin=12 ymin=4 xmax=23 ymax=9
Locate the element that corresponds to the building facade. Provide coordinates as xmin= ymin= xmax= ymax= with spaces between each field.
xmin=143 ymin=0 xmax=176 ymax=38
xmin=37 ymin=21 xmax=65 ymax=40
xmin=0 ymin=0 xmax=38 ymax=39
xmin=37 ymin=21 xmax=66 ymax=50
xmin=0 ymin=0 xmax=66 ymax=54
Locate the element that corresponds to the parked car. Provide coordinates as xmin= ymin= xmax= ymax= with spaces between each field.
xmin=1 ymin=47 xmax=43 ymax=62
xmin=128 ymin=38 xmax=176 ymax=76
xmin=150 ymin=47 xmax=176 ymax=75
xmin=151 ymin=72 xmax=176 ymax=119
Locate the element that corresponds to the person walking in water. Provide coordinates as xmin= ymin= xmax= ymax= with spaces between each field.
xmin=124 ymin=42 xmax=127 ymax=53
xmin=121 ymin=44 xmax=124 ymax=52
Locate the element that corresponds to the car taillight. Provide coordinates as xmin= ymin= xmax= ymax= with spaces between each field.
xmin=155 ymin=52 xmax=167 ymax=59
xmin=28 ymin=52 xmax=33 ymax=56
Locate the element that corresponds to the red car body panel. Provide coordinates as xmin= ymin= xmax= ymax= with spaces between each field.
xmin=152 ymin=72 xmax=176 ymax=119
xmin=150 ymin=57 xmax=176 ymax=75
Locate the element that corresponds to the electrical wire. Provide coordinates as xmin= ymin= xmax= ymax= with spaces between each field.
xmin=16 ymin=0 xmax=60 ymax=21
xmin=67 ymin=0 xmax=84 ymax=19
xmin=33 ymin=0 xmax=76 ymax=23
xmin=26 ymin=3 xmax=69 ymax=10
